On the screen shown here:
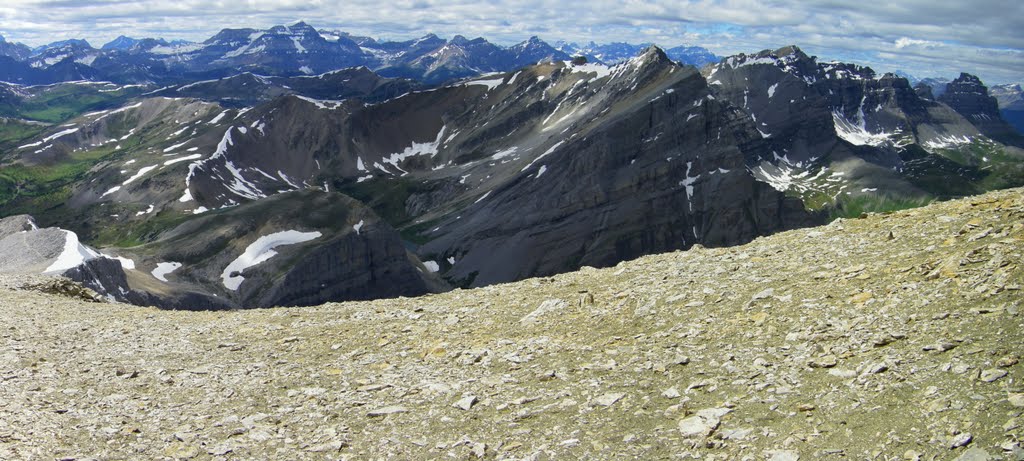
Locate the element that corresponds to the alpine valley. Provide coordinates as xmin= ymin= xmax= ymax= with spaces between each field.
xmin=1 ymin=22 xmax=1022 ymax=309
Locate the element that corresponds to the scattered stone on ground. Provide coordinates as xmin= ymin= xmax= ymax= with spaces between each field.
xmin=1 ymin=188 xmax=1022 ymax=459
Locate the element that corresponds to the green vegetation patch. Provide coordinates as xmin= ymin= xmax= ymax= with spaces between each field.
xmin=337 ymin=177 xmax=423 ymax=226
xmin=0 ymin=119 xmax=46 ymax=148
xmin=0 ymin=83 xmax=143 ymax=124
xmin=0 ymin=146 xmax=118 ymax=216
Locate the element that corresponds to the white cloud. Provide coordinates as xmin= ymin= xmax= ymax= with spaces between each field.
xmin=0 ymin=0 xmax=1020 ymax=83
xmin=894 ymin=37 xmax=941 ymax=49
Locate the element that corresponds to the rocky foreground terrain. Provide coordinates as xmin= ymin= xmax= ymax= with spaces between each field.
xmin=2 ymin=188 xmax=1023 ymax=460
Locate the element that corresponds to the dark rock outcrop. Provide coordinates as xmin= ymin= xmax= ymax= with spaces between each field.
xmin=110 ymin=190 xmax=446 ymax=309
xmin=700 ymin=46 xmax=1021 ymax=203
xmin=414 ymin=48 xmax=817 ymax=286
xmin=940 ymin=73 xmax=1023 ymax=147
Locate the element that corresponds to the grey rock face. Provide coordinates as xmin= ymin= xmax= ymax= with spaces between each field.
xmin=0 ymin=214 xmax=36 ymax=239
xmin=940 ymin=73 xmax=1023 ymax=147
xmin=168 ymin=49 xmax=815 ymax=292
xmin=701 ymin=46 xmax=1024 ymax=206
xmin=705 ymin=46 xmax=985 ymax=167
xmin=0 ymin=227 xmax=71 ymax=274
xmin=414 ymin=49 xmax=815 ymax=286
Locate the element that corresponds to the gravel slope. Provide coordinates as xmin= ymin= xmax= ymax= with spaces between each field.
xmin=2 ymin=188 xmax=1023 ymax=460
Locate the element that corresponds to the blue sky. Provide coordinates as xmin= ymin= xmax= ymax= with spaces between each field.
xmin=0 ymin=0 xmax=1021 ymax=84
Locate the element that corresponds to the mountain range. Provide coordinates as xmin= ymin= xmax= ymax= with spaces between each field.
xmin=0 ymin=22 xmax=718 ymax=86
xmin=991 ymin=83 xmax=1024 ymax=135
xmin=0 ymin=23 xmax=1022 ymax=309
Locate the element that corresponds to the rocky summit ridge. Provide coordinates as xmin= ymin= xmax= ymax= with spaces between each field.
xmin=1 ymin=186 xmax=1022 ymax=460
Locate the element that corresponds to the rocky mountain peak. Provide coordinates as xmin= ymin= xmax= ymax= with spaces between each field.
xmin=941 ymin=73 xmax=996 ymax=108
xmin=773 ymin=44 xmax=810 ymax=61
xmin=639 ymin=44 xmax=668 ymax=58
xmin=101 ymin=35 xmax=139 ymax=50
xmin=511 ymin=36 xmax=551 ymax=52
xmin=940 ymin=72 xmax=1023 ymax=146
xmin=204 ymin=27 xmax=259 ymax=45
xmin=0 ymin=35 xmax=31 ymax=60
xmin=508 ymin=36 xmax=569 ymax=65
xmin=951 ymin=72 xmax=985 ymax=87
xmin=33 ymin=39 xmax=93 ymax=55
xmin=632 ymin=45 xmax=673 ymax=69
xmin=416 ymin=33 xmax=442 ymax=43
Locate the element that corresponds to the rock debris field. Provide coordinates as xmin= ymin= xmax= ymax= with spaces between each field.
xmin=2 ymin=188 xmax=1023 ymax=460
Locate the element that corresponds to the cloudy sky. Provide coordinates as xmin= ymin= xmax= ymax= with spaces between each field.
xmin=0 ymin=0 xmax=1021 ymax=84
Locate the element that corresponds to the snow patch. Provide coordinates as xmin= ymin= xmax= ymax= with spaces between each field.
xmin=207 ymin=110 xmax=229 ymax=125
xmin=922 ymin=134 xmax=974 ymax=151
xmin=187 ymin=127 xmax=266 ymax=200
xmin=380 ymin=126 xmax=446 ymax=172
xmin=295 ymin=95 xmax=344 ymax=110
xmin=163 ymin=140 xmax=191 ymax=153
xmin=221 ymin=230 xmax=322 ymax=291
xmin=277 ymin=171 xmax=301 ymax=189
xmin=20 ymin=126 xmax=79 ymax=149
xmin=464 ymin=77 xmax=505 ymax=91
xmin=152 ymin=262 xmax=182 ymax=282
xmin=423 ymin=261 xmax=440 ymax=273
xmin=93 ymin=102 xmax=143 ymax=123
xmin=491 ymin=147 xmax=518 ymax=160
xmin=110 ymin=256 xmax=135 ymax=270
xmin=123 ymin=165 xmax=158 ymax=186
xmin=135 ymin=204 xmax=155 ymax=216
xmin=164 ymin=154 xmax=202 ymax=166
xmin=521 ymin=141 xmax=564 ymax=172
xmin=567 ymin=62 xmax=612 ymax=80
xmin=832 ymin=111 xmax=892 ymax=147
xmin=43 ymin=230 xmax=99 ymax=274
xmin=749 ymin=163 xmax=820 ymax=194
xmin=101 ymin=186 xmax=121 ymax=198
xmin=680 ymin=162 xmax=700 ymax=212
